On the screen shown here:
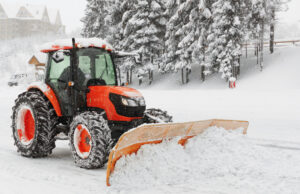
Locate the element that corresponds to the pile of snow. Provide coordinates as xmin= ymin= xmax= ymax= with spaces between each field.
xmin=109 ymin=127 xmax=300 ymax=194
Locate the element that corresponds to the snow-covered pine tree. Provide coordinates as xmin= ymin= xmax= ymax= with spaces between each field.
xmin=82 ymin=0 xmax=98 ymax=37
xmin=82 ymin=0 xmax=114 ymax=39
xmin=161 ymin=0 xmax=182 ymax=74
xmin=119 ymin=0 xmax=166 ymax=85
xmin=163 ymin=0 xmax=212 ymax=84
xmin=104 ymin=0 xmax=138 ymax=84
xmin=245 ymin=0 xmax=266 ymax=70
xmin=196 ymin=0 xmax=213 ymax=82
xmin=206 ymin=0 xmax=245 ymax=80
xmin=108 ymin=0 xmax=135 ymax=49
xmin=176 ymin=0 xmax=201 ymax=84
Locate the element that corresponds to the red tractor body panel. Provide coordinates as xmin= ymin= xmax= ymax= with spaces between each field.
xmin=87 ymin=86 xmax=143 ymax=121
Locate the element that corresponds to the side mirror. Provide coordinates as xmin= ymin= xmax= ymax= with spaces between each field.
xmin=134 ymin=53 xmax=142 ymax=65
xmin=52 ymin=51 xmax=64 ymax=63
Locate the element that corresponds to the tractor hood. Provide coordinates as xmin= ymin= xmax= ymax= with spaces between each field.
xmin=108 ymin=86 xmax=143 ymax=98
xmin=86 ymin=86 xmax=145 ymax=121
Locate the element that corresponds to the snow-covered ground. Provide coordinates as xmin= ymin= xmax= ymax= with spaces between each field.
xmin=0 ymin=45 xmax=299 ymax=194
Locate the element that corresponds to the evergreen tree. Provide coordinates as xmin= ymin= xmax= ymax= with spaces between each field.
xmin=196 ymin=0 xmax=213 ymax=82
xmin=82 ymin=0 xmax=113 ymax=38
xmin=119 ymin=0 xmax=166 ymax=84
xmin=105 ymin=0 xmax=137 ymax=84
xmin=206 ymin=0 xmax=245 ymax=80
xmin=161 ymin=0 xmax=181 ymax=73
xmin=176 ymin=0 xmax=201 ymax=84
xmin=163 ymin=0 xmax=212 ymax=83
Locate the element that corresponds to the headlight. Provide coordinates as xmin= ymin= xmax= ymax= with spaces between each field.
xmin=121 ymin=97 xmax=129 ymax=106
xmin=121 ymin=97 xmax=139 ymax=107
xmin=121 ymin=96 xmax=146 ymax=107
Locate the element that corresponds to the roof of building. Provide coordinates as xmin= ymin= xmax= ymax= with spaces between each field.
xmin=0 ymin=2 xmax=62 ymax=25
xmin=29 ymin=53 xmax=47 ymax=64
xmin=0 ymin=3 xmax=8 ymax=18
xmin=55 ymin=10 xmax=62 ymax=26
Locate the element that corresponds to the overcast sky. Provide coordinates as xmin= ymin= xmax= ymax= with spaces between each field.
xmin=1 ymin=0 xmax=300 ymax=34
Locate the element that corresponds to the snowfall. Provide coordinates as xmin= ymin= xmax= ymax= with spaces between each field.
xmin=0 ymin=37 xmax=300 ymax=194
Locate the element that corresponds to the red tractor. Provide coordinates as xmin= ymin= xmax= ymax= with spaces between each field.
xmin=12 ymin=38 xmax=172 ymax=168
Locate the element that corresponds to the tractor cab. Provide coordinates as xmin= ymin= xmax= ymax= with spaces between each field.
xmin=46 ymin=46 xmax=117 ymax=116
xmin=40 ymin=38 xmax=146 ymax=126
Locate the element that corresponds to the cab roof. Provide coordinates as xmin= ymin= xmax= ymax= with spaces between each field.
xmin=40 ymin=38 xmax=114 ymax=53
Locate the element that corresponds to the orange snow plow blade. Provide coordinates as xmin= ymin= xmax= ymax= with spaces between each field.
xmin=106 ymin=119 xmax=249 ymax=186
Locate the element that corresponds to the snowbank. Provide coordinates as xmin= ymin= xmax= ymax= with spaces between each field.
xmin=109 ymin=127 xmax=300 ymax=194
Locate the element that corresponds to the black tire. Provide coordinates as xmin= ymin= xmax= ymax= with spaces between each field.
xmin=144 ymin=108 xmax=173 ymax=124
xmin=69 ymin=111 xmax=113 ymax=169
xmin=12 ymin=90 xmax=58 ymax=157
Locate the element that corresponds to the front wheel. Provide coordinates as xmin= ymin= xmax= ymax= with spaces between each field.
xmin=69 ymin=111 xmax=113 ymax=169
xmin=144 ymin=108 xmax=173 ymax=124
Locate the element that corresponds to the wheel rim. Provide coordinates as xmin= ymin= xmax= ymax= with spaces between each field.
xmin=16 ymin=106 xmax=35 ymax=145
xmin=74 ymin=124 xmax=92 ymax=159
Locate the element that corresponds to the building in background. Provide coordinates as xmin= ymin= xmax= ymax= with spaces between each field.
xmin=0 ymin=2 xmax=65 ymax=40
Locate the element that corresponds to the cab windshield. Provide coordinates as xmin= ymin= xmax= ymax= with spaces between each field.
xmin=77 ymin=48 xmax=116 ymax=86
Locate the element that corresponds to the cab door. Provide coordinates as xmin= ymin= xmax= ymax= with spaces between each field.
xmin=46 ymin=52 xmax=73 ymax=116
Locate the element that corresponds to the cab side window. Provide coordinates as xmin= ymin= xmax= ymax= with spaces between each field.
xmin=49 ymin=55 xmax=70 ymax=81
xmin=95 ymin=54 xmax=116 ymax=85
xmin=79 ymin=56 xmax=91 ymax=75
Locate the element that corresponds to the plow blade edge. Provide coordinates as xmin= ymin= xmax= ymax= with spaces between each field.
xmin=106 ymin=119 xmax=249 ymax=186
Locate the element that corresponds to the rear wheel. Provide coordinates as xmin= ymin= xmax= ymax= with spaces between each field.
xmin=12 ymin=91 xmax=58 ymax=157
xmin=69 ymin=111 xmax=113 ymax=169
xmin=144 ymin=108 xmax=173 ymax=124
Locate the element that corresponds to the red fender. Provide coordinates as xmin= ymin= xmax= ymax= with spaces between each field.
xmin=28 ymin=83 xmax=62 ymax=117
